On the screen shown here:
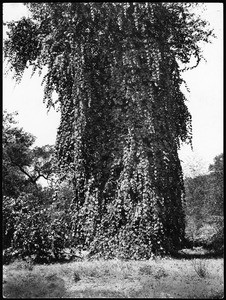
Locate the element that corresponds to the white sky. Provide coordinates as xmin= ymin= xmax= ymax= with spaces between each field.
xmin=3 ymin=3 xmax=223 ymax=177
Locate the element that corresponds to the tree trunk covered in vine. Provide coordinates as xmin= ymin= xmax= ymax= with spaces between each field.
xmin=4 ymin=3 xmax=214 ymax=258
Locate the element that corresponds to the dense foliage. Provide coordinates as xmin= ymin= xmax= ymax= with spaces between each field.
xmin=184 ymin=153 xmax=223 ymax=220
xmin=2 ymin=111 xmax=66 ymax=261
xmin=3 ymin=176 xmax=77 ymax=263
xmin=3 ymin=192 xmax=75 ymax=263
xmin=4 ymin=3 xmax=214 ymax=258
xmin=3 ymin=111 xmax=56 ymax=193
xmin=3 ymin=111 xmax=35 ymax=197
xmin=208 ymin=154 xmax=223 ymax=216
xmin=184 ymin=153 xmax=224 ymax=251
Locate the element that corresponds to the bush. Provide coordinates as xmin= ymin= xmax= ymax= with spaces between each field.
xmin=204 ymin=223 xmax=224 ymax=253
xmin=3 ymin=191 xmax=77 ymax=264
xmin=185 ymin=215 xmax=224 ymax=253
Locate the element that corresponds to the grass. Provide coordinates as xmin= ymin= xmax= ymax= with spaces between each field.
xmin=192 ymin=259 xmax=209 ymax=278
xmin=3 ymin=257 xmax=224 ymax=298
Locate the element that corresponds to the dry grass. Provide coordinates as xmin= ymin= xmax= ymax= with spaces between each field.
xmin=3 ymin=257 xmax=224 ymax=298
xmin=191 ymin=259 xmax=209 ymax=278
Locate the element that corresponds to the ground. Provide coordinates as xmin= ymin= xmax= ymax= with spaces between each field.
xmin=3 ymin=251 xmax=224 ymax=298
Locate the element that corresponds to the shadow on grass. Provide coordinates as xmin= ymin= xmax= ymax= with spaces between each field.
xmin=209 ymin=291 xmax=224 ymax=299
xmin=3 ymin=273 xmax=67 ymax=298
xmin=66 ymin=288 xmax=125 ymax=298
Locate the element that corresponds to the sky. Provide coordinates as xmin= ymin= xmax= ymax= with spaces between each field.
xmin=3 ymin=3 xmax=223 ymax=177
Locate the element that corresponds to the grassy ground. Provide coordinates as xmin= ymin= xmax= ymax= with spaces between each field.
xmin=3 ymin=255 xmax=224 ymax=298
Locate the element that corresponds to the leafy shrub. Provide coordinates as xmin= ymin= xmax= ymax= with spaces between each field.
xmin=3 ymin=196 xmax=17 ymax=249
xmin=185 ymin=215 xmax=224 ymax=253
xmin=3 ymin=191 xmax=77 ymax=264
xmin=185 ymin=216 xmax=198 ymax=245
xmin=204 ymin=221 xmax=224 ymax=253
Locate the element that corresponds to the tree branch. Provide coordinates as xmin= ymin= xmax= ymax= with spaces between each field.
xmin=11 ymin=161 xmax=37 ymax=184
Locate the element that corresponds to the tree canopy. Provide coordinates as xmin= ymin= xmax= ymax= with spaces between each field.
xmin=2 ymin=111 xmax=61 ymax=257
xmin=3 ymin=110 xmax=56 ymax=195
xmin=184 ymin=153 xmax=223 ymax=252
xmin=4 ymin=3 xmax=214 ymax=258
xmin=184 ymin=153 xmax=223 ymax=219
xmin=3 ymin=111 xmax=35 ymax=197
xmin=208 ymin=153 xmax=223 ymax=216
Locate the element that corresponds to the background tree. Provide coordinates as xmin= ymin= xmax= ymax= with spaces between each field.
xmin=181 ymin=154 xmax=208 ymax=179
xmin=184 ymin=153 xmax=223 ymax=250
xmin=27 ymin=144 xmax=57 ymax=188
xmin=2 ymin=110 xmax=59 ymax=253
xmin=3 ymin=110 xmax=56 ymax=195
xmin=184 ymin=153 xmax=223 ymax=220
xmin=3 ymin=110 xmax=35 ymax=197
xmin=207 ymin=153 xmax=223 ymax=216
xmin=4 ymin=3 xmax=214 ymax=258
